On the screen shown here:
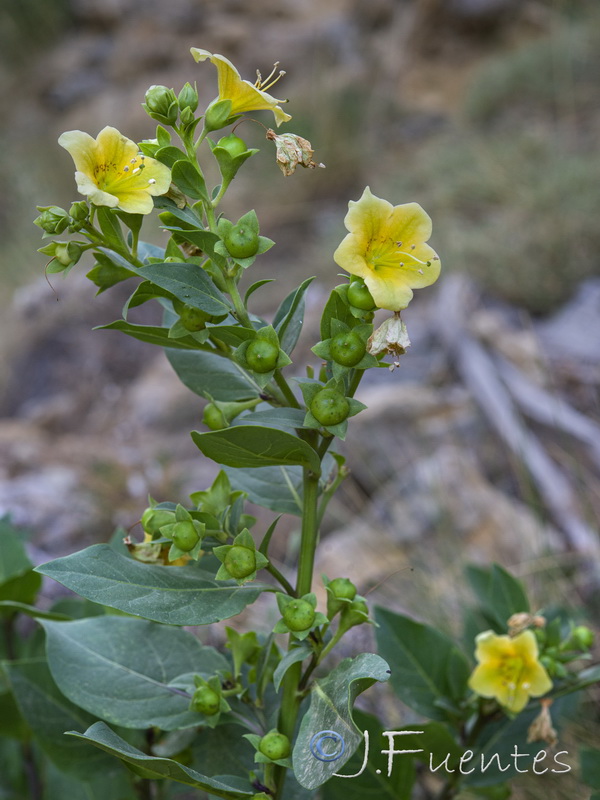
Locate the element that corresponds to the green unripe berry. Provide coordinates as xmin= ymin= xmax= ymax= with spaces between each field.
xmin=329 ymin=331 xmax=366 ymax=367
xmin=329 ymin=577 xmax=357 ymax=601
xmin=224 ymin=545 xmax=256 ymax=579
xmin=224 ymin=224 xmax=260 ymax=259
xmin=191 ymin=685 xmax=220 ymax=716
xmin=203 ymin=403 xmax=228 ymax=430
xmin=347 ymin=281 xmax=376 ymax=311
xmin=259 ymin=731 xmax=291 ymax=760
xmin=178 ymin=304 xmax=211 ymax=332
xmin=172 ymin=521 xmax=200 ymax=552
xmin=569 ymin=625 xmax=594 ymax=650
xmin=310 ymin=388 xmax=350 ymax=426
xmin=283 ymin=599 xmax=316 ymax=632
xmin=217 ymin=133 xmax=248 ymax=157
xmin=246 ymin=339 xmax=280 ymax=373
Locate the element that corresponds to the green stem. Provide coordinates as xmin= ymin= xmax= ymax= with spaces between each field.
xmin=274 ymin=465 xmax=321 ymax=799
xmin=348 ymin=368 xmax=365 ymax=398
xmin=266 ymin=563 xmax=295 ymax=596
xmin=274 ymin=370 xmax=301 ymax=408
xmin=224 ymin=275 xmax=253 ymax=328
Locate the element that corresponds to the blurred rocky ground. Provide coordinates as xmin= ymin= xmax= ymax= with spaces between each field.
xmin=0 ymin=0 xmax=599 ymax=617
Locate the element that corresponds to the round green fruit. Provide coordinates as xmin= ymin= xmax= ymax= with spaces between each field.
xmin=224 ymin=224 xmax=260 ymax=259
xmin=224 ymin=545 xmax=256 ymax=579
xmin=172 ymin=522 xmax=200 ymax=552
xmin=191 ymin=686 xmax=220 ymax=716
xmin=203 ymin=403 xmax=228 ymax=430
xmin=310 ymin=388 xmax=350 ymax=426
xmin=347 ymin=281 xmax=376 ymax=311
xmin=178 ymin=304 xmax=211 ymax=332
xmin=329 ymin=331 xmax=366 ymax=367
xmin=329 ymin=577 xmax=357 ymax=601
xmin=217 ymin=133 xmax=248 ymax=157
xmin=283 ymin=599 xmax=316 ymax=632
xmin=259 ymin=731 xmax=291 ymax=760
xmin=246 ymin=339 xmax=280 ymax=373
xmin=569 ymin=625 xmax=594 ymax=650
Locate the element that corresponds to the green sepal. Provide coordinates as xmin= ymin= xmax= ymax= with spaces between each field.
xmin=323 ymin=574 xmax=356 ymax=619
xmin=169 ymin=319 xmax=211 ymax=343
xmin=171 ymin=160 xmax=208 ymax=202
xmin=225 ymin=628 xmax=261 ymax=679
xmin=336 ymin=594 xmax=373 ymax=636
xmin=160 ymin=506 xmax=206 ymax=561
xmin=215 ymin=211 xmax=274 ymax=268
xmin=209 ymin=136 xmax=259 ymax=183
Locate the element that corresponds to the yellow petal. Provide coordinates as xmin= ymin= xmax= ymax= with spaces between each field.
xmin=58 ymin=130 xmax=99 ymax=178
xmin=523 ymin=661 xmax=553 ymax=698
xmin=74 ymin=172 xmax=119 ymax=208
xmin=191 ymin=47 xmax=291 ymax=126
xmin=474 ymin=630 xmax=515 ymax=662
xmin=364 ymin=269 xmax=414 ymax=311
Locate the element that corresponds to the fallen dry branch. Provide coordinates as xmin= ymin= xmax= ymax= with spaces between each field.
xmin=434 ymin=275 xmax=600 ymax=561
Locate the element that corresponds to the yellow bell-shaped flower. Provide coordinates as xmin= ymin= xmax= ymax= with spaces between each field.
xmin=468 ymin=630 xmax=553 ymax=713
xmin=334 ymin=187 xmax=440 ymax=312
xmin=58 ymin=126 xmax=171 ymax=215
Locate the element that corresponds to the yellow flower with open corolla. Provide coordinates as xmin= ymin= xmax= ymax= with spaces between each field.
xmin=468 ymin=630 xmax=553 ymax=713
xmin=190 ymin=48 xmax=291 ymax=127
xmin=333 ymin=187 xmax=440 ymax=311
xmin=58 ymin=126 xmax=171 ymax=214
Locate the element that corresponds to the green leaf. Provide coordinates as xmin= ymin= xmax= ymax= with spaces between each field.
xmin=0 ymin=517 xmax=33 ymax=584
xmin=273 ymin=644 xmax=312 ymax=692
xmin=320 ymin=286 xmax=354 ymax=341
xmin=224 ymin=453 xmax=337 ymax=516
xmin=231 ymin=408 xmax=307 ymax=432
xmin=466 ymin=564 xmax=529 ymax=632
xmin=581 ymin=748 xmax=600 ymax=789
xmin=167 ymin=348 xmax=260 ymax=401
xmin=96 ymin=207 xmax=125 ymax=249
xmin=41 ymin=616 xmax=228 ymax=730
xmin=293 ymin=653 xmax=391 ymax=790
xmin=0 ymin=688 xmax=28 ymax=740
xmin=123 ymin=279 xmax=174 ymax=316
xmin=207 ymin=324 xmax=256 ymax=348
xmin=86 ymin=251 xmax=136 ymax=293
xmin=0 ymin=601 xmax=70 ymax=621
xmin=375 ymin=607 xmax=470 ymax=719
xmin=244 ymin=278 xmax=274 ymax=304
xmin=36 ymin=544 xmax=267 ymax=626
xmin=273 ymin=277 xmax=314 ymax=354
xmin=137 ymin=262 xmax=231 ymax=316
xmin=0 ymin=518 xmax=41 ymax=606
xmin=322 ymin=711 xmax=415 ymax=800
xmin=172 ymin=159 xmax=208 ymax=200
xmin=5 ymin=657 xmax=121 ymax=776
xmin=154 ymin=195 xmax=203 ymax=226
xmin=191 ymin=425 xmax=321 ymax=472
xmin=69 ymin=721 xmax=254 ymax=798
xmin=98 ymin=320 xmax=209 ymax=350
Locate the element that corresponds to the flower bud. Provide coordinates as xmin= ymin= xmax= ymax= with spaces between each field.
xmin=68 ymin=200 xmax=89 ymax=223
xmin=143 ymin=85 xmax=179 ymax=125
xmin=203 ymin=99 xmax=233 ymax=132
xmin=141 ymin=507 xmax=176 ymax=535
xmin=34 ymin=206 xmax=69 ymax=235
xmin=178 ymin=82 xmax=198 ymax=113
